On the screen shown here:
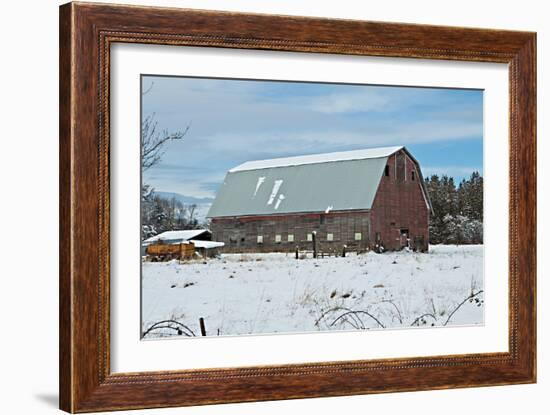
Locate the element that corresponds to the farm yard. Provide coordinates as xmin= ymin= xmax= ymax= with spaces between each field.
xmin=141 ymin=245 xmax=484 ymax=338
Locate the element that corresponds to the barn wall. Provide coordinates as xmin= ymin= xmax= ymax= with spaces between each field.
xmin=210 ymin=211 xmax=371 ymax=253
xmin=370 ymin=150 xmax=430 ymax=251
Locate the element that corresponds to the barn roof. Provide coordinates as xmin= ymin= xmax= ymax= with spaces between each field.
xmin=208 ymin=146 xmax=430 ymax=218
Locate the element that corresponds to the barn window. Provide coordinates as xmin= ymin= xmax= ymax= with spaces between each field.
xmin=257 ymin=235 xmax=263 ymax=244
xmin=385 ymin=165 xmax=390 ymax=177
xmin=320 ymin=215 xmax=325 ymax=224
xmin=307 ymin=233 xmax=313 ymax=241
xmin=411 ymin=171 xmax=416 ymax=181
xmin=275 ymin=234 xmax=282 ymax=243
xmin=288 ymin=234 xmax=294 ymax=242
xmin=354 ymin=232 xmax=362 ymax=241
xmin=327 ymin=233 xmax=334 ymax=241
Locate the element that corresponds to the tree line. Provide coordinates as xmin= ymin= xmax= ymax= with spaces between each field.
xmin=424 ymin=171 xmax=483 ymax=245
xmin=141 ymin=192 xmax=202 ymax=240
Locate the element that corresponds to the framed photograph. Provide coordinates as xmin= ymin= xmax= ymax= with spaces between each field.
xmin=59 ymin=2 xmax=536 ymax=412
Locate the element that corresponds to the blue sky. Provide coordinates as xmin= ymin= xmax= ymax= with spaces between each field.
xmin=142 ymin=75 xmax=483 ymax=199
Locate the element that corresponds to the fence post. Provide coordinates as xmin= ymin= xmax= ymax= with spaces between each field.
xmin=199 ymin=317 xmax=207 ymax=336
xmin=312 ymin=231 xmax=317 ymax=259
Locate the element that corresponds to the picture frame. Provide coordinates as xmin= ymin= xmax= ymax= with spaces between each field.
xmin=59 ymin=2 xmax=536 ymax=412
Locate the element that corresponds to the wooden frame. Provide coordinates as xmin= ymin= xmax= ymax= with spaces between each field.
xmin=59 ymin=2 xmax=536 ymax=412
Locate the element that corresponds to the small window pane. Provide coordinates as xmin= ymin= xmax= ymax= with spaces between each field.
xmin=327 ymin=233 xmax=334 ymax=241
xmin=288 ymin=234 xmax=294 ymax=242
xmin=354 ymin=232 xmax=362 ymax=241
xmin=257 ymin=235 xmax=263 ymax=244
xmin=307 ymin=233 xmax=313 ymax=241
xmin=275 ymin=234 xmax=281 ymax=243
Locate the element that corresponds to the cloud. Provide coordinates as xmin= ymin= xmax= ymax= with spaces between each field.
xmin=301 ymin=90 xmax=392 ymax=113
xmin=141 ymin=76 xmax=483 ymax=198
xmin=193 ymin=119 xmax=482 ymax=159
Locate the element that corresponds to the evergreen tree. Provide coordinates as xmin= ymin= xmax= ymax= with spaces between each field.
xmin=467 ymin=171 xmax=483 ymax=221
xmin=424 ymin=171 xmax=483 ymax=245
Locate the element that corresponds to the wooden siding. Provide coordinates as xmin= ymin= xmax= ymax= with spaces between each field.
xmin=370 ymin=150 xmax=429 ymax=251
xmin=145 ymin=242 xmax=196 ymax=260
xmin=211 ymin=210 xmax=372 ymax=253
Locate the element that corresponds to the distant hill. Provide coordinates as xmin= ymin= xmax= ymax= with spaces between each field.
xmin=152 ymin=191 xmax=213 ymax=223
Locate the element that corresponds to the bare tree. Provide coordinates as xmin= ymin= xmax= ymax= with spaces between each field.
xmin=187 ymin=204 xmax=197 ymax=225
xmin=142 ymin=80 xmax=155 ymax=96
xmin=141 ymin=113 xmax=190 ymax=171
xmin=140 ymin=82 xmax=191 ymax=238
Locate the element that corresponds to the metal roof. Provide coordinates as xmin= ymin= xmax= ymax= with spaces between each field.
xmin=207 ymin=147 xmax=405 ymax=218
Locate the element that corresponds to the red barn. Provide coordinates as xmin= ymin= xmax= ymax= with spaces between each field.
xmin=207 ymin=146 xmax=431 ymax=253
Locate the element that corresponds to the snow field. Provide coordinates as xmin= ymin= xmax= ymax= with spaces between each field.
xmin=142 ymin=245 xmax=484 ymax=338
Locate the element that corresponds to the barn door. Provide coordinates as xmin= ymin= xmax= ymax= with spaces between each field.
xmin=399 ymin=228 xmax=409 ymax=249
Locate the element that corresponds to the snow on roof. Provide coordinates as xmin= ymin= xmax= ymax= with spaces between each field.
xmin=143 ymin=229 xmax=210 ymax=244
xmin=189 ymin=240 xmax=225 ymax=249
xmin=229 ymin=146 xmax=403 ymax=173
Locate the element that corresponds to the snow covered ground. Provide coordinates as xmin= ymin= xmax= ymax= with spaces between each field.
xmin=141 ymin=245 xmax=484 ymax=338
